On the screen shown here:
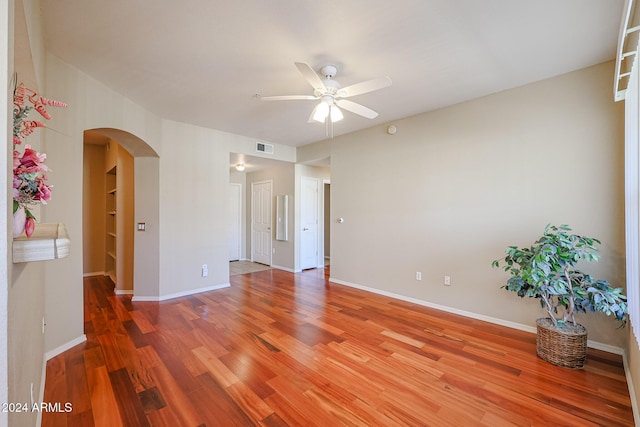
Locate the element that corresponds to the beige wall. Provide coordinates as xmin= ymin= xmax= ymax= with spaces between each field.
xmin=329 ymin=61 xmax=627 ymax=348
xmin=133 ymin=156 xmax=160 ymax=297
xmin=82 ymin=143 xmax=106 ymax=274
xmin=158 ymin=120 xmax=229 ymax=294
xmin=7 ymin=0 xmax=46 ymax=425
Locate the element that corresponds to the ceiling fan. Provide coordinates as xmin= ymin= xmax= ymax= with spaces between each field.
xmin=261 ymin=62 xmax=392 ymax=129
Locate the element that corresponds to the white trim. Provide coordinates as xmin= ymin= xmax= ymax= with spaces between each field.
xmin=615 ymin=0 xmax=635 ymax=101
xmin=587 ymin=340 xmax=624 ymax=356
xmin=131 ymin=283 xmax=230 ymax=302
xmin=328 ymin=277 xmax=624 ymax=354
xmin=322 ymin=179 xmax=330 ymax=266
xmin=623 ymin=350 xmax=640 ymax=425
xmin=115 ymin=289 xmax=134 ymax=295
xmin=36 ymin=354 xmax=47 ymax=427
xmin=272 ymin=265 xmax=300 ymax=273
xmin=45 ymin=335 xmax=87 ymax=361
xmin=229 ymin=183 xmax=242 ymax=262
xmin=83 ymin=271 xmax=105 ymax=277
xmin=625 ymin=46 xmax=640 ymax=350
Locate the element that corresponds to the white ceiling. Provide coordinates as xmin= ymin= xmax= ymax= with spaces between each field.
xmin=229 ymin=152 xmax=298 ymax=173
xmin=41 ymin=0 xmax=625 ymax=148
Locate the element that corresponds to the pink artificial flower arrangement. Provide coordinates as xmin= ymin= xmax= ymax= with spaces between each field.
xmin=13 ymin=83 xmax=66 ymax=237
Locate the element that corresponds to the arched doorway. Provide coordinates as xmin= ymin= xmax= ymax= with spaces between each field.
xmin=82 ymin=128 xmax=160 ymax=298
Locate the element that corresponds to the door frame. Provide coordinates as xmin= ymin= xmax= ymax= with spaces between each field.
xmin=322 ymin=179 xmax=330 ymax=266
xmin=251 ymin=179 xmax=273 ymax=265
xmin=229 ymin=183 xmax=242 ymax=261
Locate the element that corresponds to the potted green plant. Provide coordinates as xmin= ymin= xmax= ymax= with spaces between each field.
xmin=492 ymin=224 xmax=627 ymax=368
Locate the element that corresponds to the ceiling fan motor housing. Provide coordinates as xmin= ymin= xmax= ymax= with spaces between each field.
xmin=321 ymin=65 xmax=337 ymax=78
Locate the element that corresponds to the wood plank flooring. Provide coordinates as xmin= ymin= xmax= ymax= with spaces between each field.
xmin=43 ymin=268 xmax=635 ymax=426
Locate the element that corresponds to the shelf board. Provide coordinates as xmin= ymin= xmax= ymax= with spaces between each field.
xmin=107 ymin=210 xmax=117 ymax=215
xmin=107 ymin=232 xmax=117 ymax=238
xmin=13 ymin=223 xmax=70 ymax=263
xmin=108 ymin=188 xmax=117 ymax=194
xmin=107 ymin=251 xmax=116 ymax=259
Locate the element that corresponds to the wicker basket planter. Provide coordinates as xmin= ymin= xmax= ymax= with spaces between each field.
xmin=536 ymin=318 xmax=587 ymax=369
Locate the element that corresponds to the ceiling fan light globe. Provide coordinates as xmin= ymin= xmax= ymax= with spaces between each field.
xmin=330 ymin=105 xmax=343 ymax=122
xmin=313 ymin=101 xmax=330 ymax=122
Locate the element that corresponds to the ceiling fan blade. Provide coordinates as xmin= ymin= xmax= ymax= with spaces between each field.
xmin=335 ymin=99 xmax=379 ymax=119
xmin=261 ymin=95 xmax=318 ymax=101
xmin=337 ymin=76 xmax=392 ymax=98
xmin=295 ymin=62 xmax=326 ymax=92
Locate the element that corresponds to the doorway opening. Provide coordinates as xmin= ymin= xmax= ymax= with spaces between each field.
xmin=229 ymin=153 xmax=296 ymax=276
xmin=83 ymin=133 xmax=134 ymax=294
xmin=82 ymin=128 xmax=159 ymax=298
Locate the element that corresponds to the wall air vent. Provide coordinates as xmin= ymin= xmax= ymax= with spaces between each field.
xmin=256 ymin=142 xmax=274 ymax=154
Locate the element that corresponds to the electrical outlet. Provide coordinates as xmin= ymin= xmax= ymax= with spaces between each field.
xmin=30 ymin=383 xmax=35 ymax=407
xmin=42 ymin=317 xmax=45 ymax=334
xmin=202 ymin=264 xmax=208 ymax=277
xmin=416 ymin=272 xmax=422 ymax=281
xmin=444 ymin=275 xmax=451 ymax=286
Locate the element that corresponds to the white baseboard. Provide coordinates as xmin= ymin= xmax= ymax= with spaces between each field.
xmin=328 ymin=277 xmax=623 ymax=354
xmin=272 ymin=265 xmax=299 ymax=273
xmin=132 ymin=283 xmax=230 ymax=302
xmin=83 ymin=271 xmax=104 ymax=277
xmin=587 ymin=340 xmax=624 ymax=355
xmin=623 ymin=350 xmax=640 ymax=427
xmin=115 ymin=289 xmax=134 ymax=295
xmin=45 ymin=335 xmax=87 ymax=361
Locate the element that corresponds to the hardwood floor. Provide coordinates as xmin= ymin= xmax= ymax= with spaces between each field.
xmin=43 ymin=268 xmax=635 ymax=426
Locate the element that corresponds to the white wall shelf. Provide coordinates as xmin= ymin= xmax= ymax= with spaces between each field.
xmin=12 ymin=223 xmax=70 ymax=263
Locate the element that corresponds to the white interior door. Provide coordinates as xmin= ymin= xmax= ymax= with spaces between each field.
xmin=252 ymin=180 xmax=272 ymax=265
xmin=301 ymin=177 xmax=319 ymax=269
xmin=229 ymin=183 xmax=241 ymax=261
